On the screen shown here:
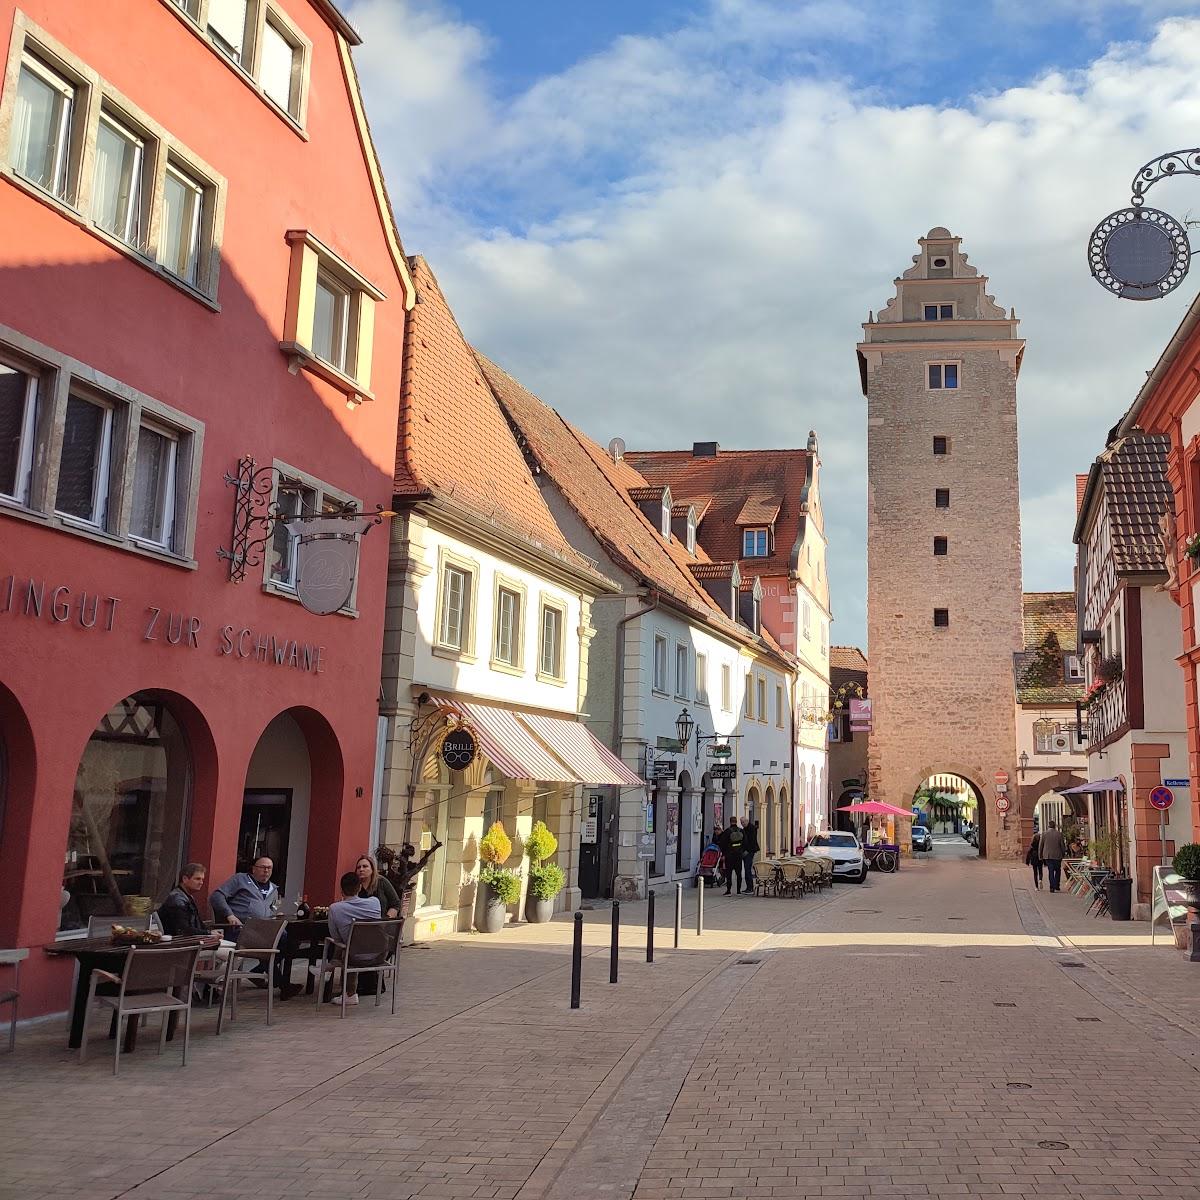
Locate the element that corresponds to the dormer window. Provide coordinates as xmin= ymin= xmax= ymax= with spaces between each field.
xmin=686 ymin=509 xmax=697 ymax=554
xmin=743 ymin=528 xmax=768 ymax=557
xmin=661 ymin=500 xmax=671 ymax=540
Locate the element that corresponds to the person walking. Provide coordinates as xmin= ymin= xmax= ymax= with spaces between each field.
xmin=717 ymin=818 xmax=745 ymax=895
xmin=1039 ymin=821 xmax=1067 ymax=892
xmin=741 ymin=819 xmax=760 ymax=894
xmin=1025 ymin=830 xmax=1043 ymax=890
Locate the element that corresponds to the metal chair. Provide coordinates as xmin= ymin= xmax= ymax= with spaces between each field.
xmin=1 ymin=949 xmax=28 ymax=1052
xmin=86 ymin=913 xmax=162 ymax=937
xmin=315 ymin=919 xmax=403 ymax=1018
xmin=206 ymin=918 xmax=287 ymax=1034
xmin=80 ymin=944 xmax=203 ymax=1074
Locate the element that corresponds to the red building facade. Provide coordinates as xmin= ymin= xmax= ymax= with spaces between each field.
xmin=0 ymin=0 xmax=413 ymax=1013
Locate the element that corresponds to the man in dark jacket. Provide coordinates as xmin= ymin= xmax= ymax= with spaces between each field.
xmin=157 ymin=863 xmax=210 ymax=936
xmin=717 ymin=818 xmax=745 ymax=895
xmin=1039 ymin=822 xmax=1068 ymax=892
xmin=741 ymin=820 xmax=760 ymax=893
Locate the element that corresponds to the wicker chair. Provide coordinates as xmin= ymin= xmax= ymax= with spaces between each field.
xmin=315 ymin=919 xmax=403 ymax=1018
xmin=798 ymin=859 xmax=823 ymax=895
xmin=777 ymin=861 xmax=805 ymax=897
xmin=80 ymin=944 xmax=203 ymax=1074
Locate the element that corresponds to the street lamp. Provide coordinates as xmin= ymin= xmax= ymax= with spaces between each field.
xmin=1019 ymin=750 xmax=1029 ymax=779
xmin=675 ymin=707 xmax=695 ymax=750
xmin=1089 ymin=149 xmax=1195 ymax=301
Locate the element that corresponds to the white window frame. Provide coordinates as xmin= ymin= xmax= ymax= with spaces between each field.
xmin=653 ymin=634 xmax=669 ymax=695
xmin=491 ymin=578 xmax=525 ymax=673
xmin=537 ymin=597 xmax=567 ymax=684
xmin=802 ymin=600 xmax=812 ymax=641
xmin=439 ymin=564 xmax=472 ymax=652
xmin=696 ymin=652 xmax=709 ymax=705
xmin=0 ymin=355 xmax=40 ymax=507
xmin=742 ymin=527 xmax=768 ymax=557
xmin=756 ymin=676 xmax=767 ymax=724
xmin=159 ymin=161 xmax=205 ymax=286
xmin=11 ymin=51 xmax=77 ymax=201
xmin=744 ymin=671 xmax=754 ymax=719
xmin=675 ymin=642 xmax=689 ymax=700
xmin=92 ymin=107 xmax=147 ymax=249
xmin=267 ymin=478 xmax=316 ymax=591
xmin=1065 ymin=653 xmax=1083 ymax=682
xmin=721 ymin=663 xmax=732 ymax=712
xmin=927 ymin=361 xmax=960 ymax=390
xmin=129 ymin=419 xmax=179 ymax=551
xmin=259 ymin=10 xmax=303 ymax=119
xmin=54 ymin=391 xmax=114 ymax=530
xmin=313 ymin=269 xmax=352 ymax=373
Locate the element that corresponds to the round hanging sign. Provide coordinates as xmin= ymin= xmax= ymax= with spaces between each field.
xmin=441 ymin=727 xmax=477 ymax=771
xmin=1088 ymin=205 xmax=1191 ymax=301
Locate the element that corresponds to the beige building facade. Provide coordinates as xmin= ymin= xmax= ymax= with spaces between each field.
xmin=859 ymin=228 xmax=1024 ymax=858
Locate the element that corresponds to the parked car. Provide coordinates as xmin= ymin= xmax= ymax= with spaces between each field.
xmin=804 ymin=831 xmax=867 ymax=883
xmin=911 ymin=825 xmax=933 ymax=852
xmin=964 ymin=826 xmax=979 ymax=847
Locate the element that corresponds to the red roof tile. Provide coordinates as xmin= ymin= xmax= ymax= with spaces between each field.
xmin=735 ymin=496 xmax=781 ymax=526
xmin=830 ymin=646 xmax=868 ymax=672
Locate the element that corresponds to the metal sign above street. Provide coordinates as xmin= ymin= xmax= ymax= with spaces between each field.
xmin=652 ymin=759 xmax=678 ymax=782
xmin=709 ymin=763 xmax=738 ymax=781
xmin=706 ymin=743 xmax=733 ymax=758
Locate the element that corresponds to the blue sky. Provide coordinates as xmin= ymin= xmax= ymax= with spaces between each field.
xmin=349 ymin=0 xmax=1200 ymax=649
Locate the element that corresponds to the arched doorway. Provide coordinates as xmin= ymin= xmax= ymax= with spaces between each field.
xmin=778 ymin=785 xmax=790 ymax=854
xmin=910 ymin=771 xmax=984 ymax=848
xmin=676 ymin=771 xmax=694 ymax=873
xmin=59 ymin=691 xmax=199 ymax=932
xmin=746 ymin=784 xmax=760 ymax=829
xmin=764 ymin=785 xmax=776 ymax=853
xmin=0 ymin=682 xmax=36 ymax=945
xmin=700 ymin=771 xmax=715 ymax=844
xmin=241 ymin=706 xmax=344 ymax=906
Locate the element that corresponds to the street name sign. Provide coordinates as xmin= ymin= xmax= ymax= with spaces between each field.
xmin=1164 ymin=778 xmax=1190 ymax=788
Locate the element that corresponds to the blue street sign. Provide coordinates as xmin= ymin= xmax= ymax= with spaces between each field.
xmin=1163 ymin=778 xmax=1189 ymax=788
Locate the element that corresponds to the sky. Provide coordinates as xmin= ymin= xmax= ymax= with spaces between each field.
xmin=346 ymin=0 xmax=1200 ymax=650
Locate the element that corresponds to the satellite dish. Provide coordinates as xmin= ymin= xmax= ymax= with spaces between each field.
xmin=608 ymin=437 xmax=626 ymax=462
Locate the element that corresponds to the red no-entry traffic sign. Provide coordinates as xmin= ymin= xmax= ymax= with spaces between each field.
xmin=1149 ymin=785 xmax=1174 ymax=811
xmin=994 ymin=769 xmax=1010 ymax=785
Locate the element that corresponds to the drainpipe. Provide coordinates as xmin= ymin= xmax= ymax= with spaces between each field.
xmin=607 ymin=589 xmax=661 ymax=895
xmin=789 ymin=670 xmax=798 ymax=850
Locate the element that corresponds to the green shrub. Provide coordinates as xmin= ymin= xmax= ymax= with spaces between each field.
xmin=1173 ymin=843 xmax=1200 ymax=880
xmin=479 ymin=821 xmax=512 ymax=865
xmin=528 ymin=861 xmax=566 ymax=901
xmin=525 ymin=819 xmax=558 ymax=865
xmin=479 ymin=863 xmax=522 ymax=905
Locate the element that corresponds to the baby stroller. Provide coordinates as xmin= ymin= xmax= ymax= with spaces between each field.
xmin=696 ymin=844 xmax=724 ymax=888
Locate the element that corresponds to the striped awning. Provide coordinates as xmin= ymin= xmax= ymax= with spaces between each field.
xmin=455 ymin=701 xmax=577 ymax=783
xmin=519 ymin=712 xmax=645 ymax=788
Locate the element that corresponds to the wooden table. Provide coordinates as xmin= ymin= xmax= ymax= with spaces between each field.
xmin=45 ymin=934 xmax=219 ymax=1049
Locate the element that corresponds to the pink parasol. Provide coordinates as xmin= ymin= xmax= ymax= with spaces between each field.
xmin=837 ymin=800 xmax=913 ymax=818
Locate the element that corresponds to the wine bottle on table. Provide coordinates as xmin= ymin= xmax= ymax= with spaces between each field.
xmin=295 ymin=894 xmax=311 ymax=920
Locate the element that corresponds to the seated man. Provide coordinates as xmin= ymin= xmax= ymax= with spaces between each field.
xmin=210 ymin=856 xmax=280 ymax=987
xmin=158 ymin=862 xmax=210 ymax=937
xmin=326 ymin=872 xmax=381 ymax=1006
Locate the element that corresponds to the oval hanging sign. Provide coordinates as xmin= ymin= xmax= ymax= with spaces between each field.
xmin=441 ymin=727 xmax=477 ymax=771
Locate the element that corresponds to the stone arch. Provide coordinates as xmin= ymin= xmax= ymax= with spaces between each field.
xmin=1017 ymin=769 xmax=1087 ymax=848
xmin=677 ymin=769 xmax=694 ymax=873
xmin=900 ymin=762 xmax=988 ymax=854
xmin=764 ymin=784 xmax=776 ymax=853
xmin=778 ymin=784 xmax=790 ymax=853
xmin=0 ymin=681 xmax=37 ymax=945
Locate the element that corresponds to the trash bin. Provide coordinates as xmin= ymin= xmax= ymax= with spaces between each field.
xmin=1106 ymin=876 xmax=1132 ymax=921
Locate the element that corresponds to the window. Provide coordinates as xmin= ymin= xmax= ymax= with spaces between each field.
xmin=828 ymin=715 xmax=843 ymax=743
xmin=928 ymin=362 xmax=959 ymax=390
xmin=493 ymin=585 xmax=522 ymax=669
xmin=802 ymin=600 xmax=812 ymax=641
xmin=1035 ymin=725 xmax=1057 ymax=754
xmin=675 ymin=643 xmax=688 ymax=698
xmin=696 ymin=652 xmax=709 ymax=704
xmin=172 ymin=0 xmax=201 ymax=16
xmin=260 ymin=16 xmax=301 ymax=117
xmin=539 ymin=602 xmax=565 ymax=681
xmin=660 ymin=500 xmax=671 ymax=540
xmin=686 ymin=510 xmax=696 ymax=554
xmin=130 ymin=422 xmax=178 ymax=548
xmin=159 ymin=164 xmax=205 ymax=286
xmin=653 ymin=635 xmax=668 ymax=693
xmin=269 ymin=479 xmax=316 ymax=588
xmin=439 ymin=564 xmax=472 ymax=651
xmin=934 ymin=536 xmax=948 ymax=556
xmin=208 ymin=0 xmax=253 ymax=64
xmin=92 ymin=110 xmax=145 ymax=247
xmin=1065 ymin=654 xmax=1083 ymax=682
xmin=743 ymin=528 xmax=768 ymax=557
xmin=0 ymin=359 xmax=39 ymax=505
xmin=744 ymin=671 xmax=753 ymax=718
xmin=935 ymin=488 xmax=950 ymax=509
xmin=933 ymin=608 xmax=949 ymax=628
xmin=55 ymin=392 xmax=113 ymax=528
xmin=923 ymin=303 xmax=954 ymax=320
xmin=721 ymin=663 xmax=732 ymax=711
xmin=933 ymin=436 xmax=948 ymax=455
xmin=776 ymin=684 xmax=784 ymax=728
xmin=282 ymin=231 xmax=382 ymax=402
xmin=11 ymin=54 xmax=75 ymax=200
xmin=756 ymin=676 xmax=767 ymax=723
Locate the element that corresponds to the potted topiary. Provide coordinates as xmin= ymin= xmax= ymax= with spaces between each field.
xmin=524 ymin=819 xmax=563 ymax=923
xmin=1171 ymin=843 xmax=1200 ymax=913
xmin=474 ymin=821 xmax=518 ymax=933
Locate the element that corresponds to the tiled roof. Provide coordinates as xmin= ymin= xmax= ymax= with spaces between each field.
xmin=830 ymin=646 xmax=868 ymax=672
xmin=1076 ymin=432 xmax=1172 ymax=574
xmin=629 ymin=486 xmax=666 ymax=503
xmin=1014 ymin=592 xmax=1084 ymax=705
xmin=477 ymin=354 xmax=795 ymax=667
xmin=625 ymin=445 xmax=813 ymax=576
xmin=689 ymin=562 xmax=738 ymax=580
xmin=396 ymin=258 xmax=602 ymax=579
xmin=1075 ymin=474 xmax=1088 ymax=517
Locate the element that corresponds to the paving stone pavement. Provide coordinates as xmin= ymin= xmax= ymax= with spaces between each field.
xmin=2 ymin=854 xmax=1199 ymax=1200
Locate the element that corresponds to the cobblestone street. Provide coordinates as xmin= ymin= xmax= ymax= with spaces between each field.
xmin=4 ymin=852 xmax=1200 ymax=1200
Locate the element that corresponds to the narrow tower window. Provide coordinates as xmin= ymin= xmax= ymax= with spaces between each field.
xmin=923 ymin=304 xmax=954 ymax=320
xmin=933 ymin=436 xmax=948 ymax=455
xmin=933 ymin=536 xmax=948 ymax=556
xmin=933 ymin=608 xmax=949 ymax=627
xmin=935 ymin=488 xmax=950 ymax=508
xmin=928 ymin=363 xmax=959 ymax=390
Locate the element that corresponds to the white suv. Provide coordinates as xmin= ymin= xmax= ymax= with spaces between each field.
xmin=804 ymin=831 xmax=868 ymax=883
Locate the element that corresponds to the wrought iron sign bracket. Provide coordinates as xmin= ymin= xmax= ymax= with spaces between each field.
xmin=216 ymin=454 xmax=390 ymax=583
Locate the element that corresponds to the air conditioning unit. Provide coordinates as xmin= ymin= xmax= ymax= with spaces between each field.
xmin=1052 ymin=734 xmax=1070 ymax=752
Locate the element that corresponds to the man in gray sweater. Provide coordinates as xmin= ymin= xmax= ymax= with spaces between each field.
xmin=327 ymin=872 xmax=381 ymax=1006
xmin=209 ymin=856 xmax=280 ymax=931
xmin=1039 ymin=822 xmax=1068 ymax=893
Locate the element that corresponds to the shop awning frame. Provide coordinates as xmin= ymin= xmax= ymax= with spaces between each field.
xmin=518 ymin=711 xmax=645 ymax=788
xmin=1056 ymin=778 xmax=1124 ymax=795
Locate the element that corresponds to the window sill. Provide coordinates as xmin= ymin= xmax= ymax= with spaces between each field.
xmin=1 ymin=168 xmax=221 ymax=311
xmin=432 ymin=643 xmax=476 ymax=665
xmin=279 ymin=342 xmax=373 ymax=406
xmin=537 ymin=670 xmax=567 ymax=687
xmin=651 ymin=688 xmax=669 ymax=699
xmin=489 ymin=658 xmax=526 ymax=678
xmin=261 ymin=578 xmax=358 ymax=618
xmin=0 ymin=501 xmax=197 ymax=568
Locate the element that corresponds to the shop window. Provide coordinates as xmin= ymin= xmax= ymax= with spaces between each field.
xmin=696 ymin=652 xmax=709 ymax=704
xmin=653 ymin=635 xmax=668 ymax=694
xmin=538 ymin=599 xmax=566 ymax=683
xmin=0 ymin=357 xmax=39 ymax=506
xmin=11 ymin=53 xmax=77 ymax=201
xmin=928 ymin=362 xmax=959 ymax=390
xmin=281 ymin=230 xmax=383 ymax=404
xmin=59 ymin=695 xmax=191 ymax=933
xmin=675 ymin=643 xmax=688 ymax=698
xmin=55 ymin=392 xmax=114 ymax=529
xmin=492 ymin=581 xmax=524 ymax=670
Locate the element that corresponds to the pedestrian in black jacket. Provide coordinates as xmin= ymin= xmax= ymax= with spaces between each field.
xmin=742 ymin=820 xmax=760 ymax=893
xmin=1025 ymin=832 xmax=1043 ymax=890
xmin=157 ymin=863 xmax=210 ymax=936
xmin=717 ymin=819 xmax=745 ymax=895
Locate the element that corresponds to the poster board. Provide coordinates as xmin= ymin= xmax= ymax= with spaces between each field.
xmin=1150 ymin=866 xmax=1192 ymax=945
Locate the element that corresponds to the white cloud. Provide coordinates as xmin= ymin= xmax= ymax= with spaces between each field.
xmin=350 ymin=0 xmax=1200 ymax=647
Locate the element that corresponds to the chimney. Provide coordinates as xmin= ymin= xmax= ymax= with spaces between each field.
xmin=692 ymin=441 xmax=719 ymax=458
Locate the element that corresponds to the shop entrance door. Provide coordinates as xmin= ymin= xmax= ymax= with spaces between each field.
xmin=579 ymin=792 xmax=604 ymax=899
xmin=238 ymin=789 xmax=293 ymax=884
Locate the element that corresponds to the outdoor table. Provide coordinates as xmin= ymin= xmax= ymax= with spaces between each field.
xmin=45 ymin=933 xmax=219 ymax=1050
xmin=279 ymin=917 xmax=331 ymax=995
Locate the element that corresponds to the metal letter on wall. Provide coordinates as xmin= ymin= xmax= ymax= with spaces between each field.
xmin=286 ymin=515 xmax=372 ymax=615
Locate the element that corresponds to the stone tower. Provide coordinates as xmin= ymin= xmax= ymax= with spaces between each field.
xmin=858 ymin=228 xmax=1024 ymax=858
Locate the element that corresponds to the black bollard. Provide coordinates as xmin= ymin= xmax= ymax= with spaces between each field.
xmin=697 ymin=873 xmax=704 ymax=935
xmin=647 ymin=889 xmax=655 ymax=963
xmin=609 ymin=899 xmax=620 ymax=983
xmin=674 ymin=882 xmax=682 ymax=949
xmin=570 ymin=912 xmax=583 ymax=1009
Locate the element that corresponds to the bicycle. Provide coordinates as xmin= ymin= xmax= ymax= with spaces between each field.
xmin=866 ymin=847 xmax=898 ymax=873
